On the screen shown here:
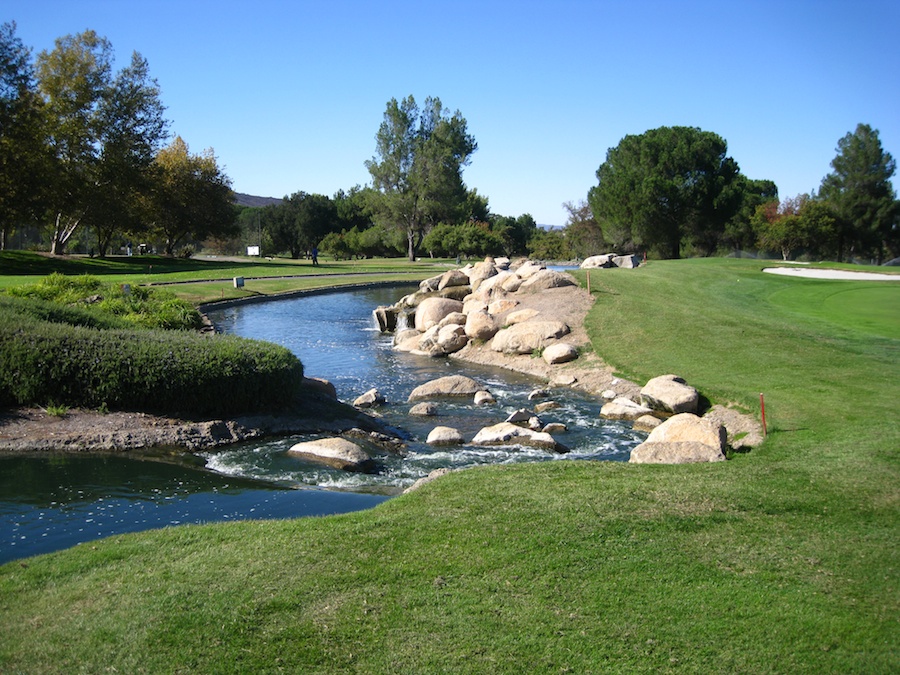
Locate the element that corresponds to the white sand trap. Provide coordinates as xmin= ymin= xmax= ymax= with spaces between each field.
xmin=763 ymin=267 xmax=900 ymax=281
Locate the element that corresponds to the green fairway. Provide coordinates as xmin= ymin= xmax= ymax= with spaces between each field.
xmin=1 ymin=257 xmax=898 ymax=673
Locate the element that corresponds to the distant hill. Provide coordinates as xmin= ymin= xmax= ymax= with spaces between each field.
xmin=234 ymin=192 xmax=282 ymax=208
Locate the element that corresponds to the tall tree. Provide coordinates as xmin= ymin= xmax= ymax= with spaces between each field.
xmin=149 ymin=136 xmax=235 ymax=255
xmin=35 ymin=30 xmax=113 ymax=255
xmin=88 ymin=51 xmax=168 ymax=256
xmin=0 ymin=22 xmax=49 ymax=249
xmin=365 ymin=95 xmax=476 ymax=260
xmin=819 ymin=123 xmax=898 ymax=263
xmin=588 ymin=126 xmax=741 ymax=258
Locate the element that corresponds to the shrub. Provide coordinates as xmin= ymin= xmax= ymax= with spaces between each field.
xmin=0 ymin=310 xmax=304 ymax=416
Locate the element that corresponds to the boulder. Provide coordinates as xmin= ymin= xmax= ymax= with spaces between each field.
xmin=462 ymin=298 xmax=488 ymax=315
xmin=528 ymin=388 xmax=551 ymax=401
xmin=629 ymin=441 xmax=725 ymax=464
xmin=542 ymin=422 xmax=567 ymax=434
xmin=542 ymin=342 xmax=579 ymax=365
xmin=465 ymin=310 xmax=498 ymax=341
xmin=415 ymin=297 xmax=464 ymax=332
xmin=471 ymin=422 xmax=568 ymax=453
xmin=438 ymin=312 xmax=467 ymax=328
xmin=408 ymin=375 xmax=483 ymax=401
xmin=409 ymin=402 xmax=438 ymax=416
xmin=515 ymin=261 xmax=545 ymax=279
xmin=302 ymin=377 xmax=337 ymax=400
xmin=580 ymin=254 xmax=617 ymax=269
xmin=466 ymin=260 xmax=498 ymax=287
xmin=629 ymin=413 xmax=727 ymax=464
xmin=505 ymin=409 xmax=536 ymax=424
xmin=640 ymin=374 xmax=699 ymax=414
xmin=474 ymin=390 xmax=496 ymax=405
xmin=436 ymin=324 xmax=468 ymax=354
xmin=600 ymin=397 xmax=654 ymax=421
xmin=501 ymin=275 xmax=523 ymax=293
xmin=353 ymin=388 xmax=385 ymax=408
xmin=490 ymin=320 xmax=571 ymax=354
xmin=419 ymin=274 xmax=443 ymax=292
xmin=437 ymin=269 xmax=470 ymax=290
xmin=534 ymin=401 xmax=561 ymax=413
xmin=600 ymin=389 xmax=617 ymax=401
xmin=287 ymin=438 xmax=375 ymax=473
xmin=613 ymin=254 xmax=642 ymax=269
xmin=504 ymin=308 xmax=539 ymax=325
xmin=403 ymin=467 xmax=451 ymax=493
xmin=394 ymin=327 xmax=420 ymax=345
xmin=488 ymin=298 xmax=519 ymax=315
xmin=373 ymin=306 xmax=397 ymax=332
xmin=426 ymin=426 xmax=464 ymax=446
xmin=518 ymin=269 xmax=578 ymax=292
xmin=633 ymin=414 xmax=663 ymax=433
xmin=478 ymin=271 xmax=516 ymax=294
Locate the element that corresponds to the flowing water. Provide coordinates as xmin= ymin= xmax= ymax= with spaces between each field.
xmin=0 ymin=283 xmax=645 ymax=565
xmin=201 ymin=285 xmax=645 ymax=492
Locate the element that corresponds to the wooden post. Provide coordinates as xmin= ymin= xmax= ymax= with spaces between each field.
xmin=587 ymin=270 xmax=591 ymax=294
xmin=760 ymin=392 xmax=768 ymax=437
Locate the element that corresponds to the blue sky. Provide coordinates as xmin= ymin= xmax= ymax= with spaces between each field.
xmin=7 ymin=0 xmax=899 ymax=225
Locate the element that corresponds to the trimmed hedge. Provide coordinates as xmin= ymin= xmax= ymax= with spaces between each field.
xmin=0 ymin=312 xmax=304 ymax=416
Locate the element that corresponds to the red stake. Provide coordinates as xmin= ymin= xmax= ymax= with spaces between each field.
xmin=760 ymin=392 xmax=767 ymax=437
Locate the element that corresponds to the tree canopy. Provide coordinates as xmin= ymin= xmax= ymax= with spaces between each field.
xmin=365 ymin=95 xmax=477 ymax=260
xmin=819 ymin=123 xmax=898 ymax=263
xmin=588 ymin=126 xmax=742 ymax=258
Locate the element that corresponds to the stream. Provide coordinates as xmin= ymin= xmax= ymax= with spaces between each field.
xmin=1 ymin=283 xmax=644 ymax=565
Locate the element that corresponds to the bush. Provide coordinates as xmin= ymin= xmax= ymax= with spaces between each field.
xmin=0 ymin=295 xmax=130 ymax=330
xmin=0 ymin=307 xmax=304 ymax=416
xmin=7 ymin=273 xmax=203 ymax=330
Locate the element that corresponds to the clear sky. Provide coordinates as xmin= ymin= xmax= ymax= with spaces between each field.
xmin=7 ymin=0 xmax=899 ymax=226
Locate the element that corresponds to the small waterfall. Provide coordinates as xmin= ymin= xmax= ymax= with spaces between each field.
xmin=396 ymin=311 xmax=410 ymax=331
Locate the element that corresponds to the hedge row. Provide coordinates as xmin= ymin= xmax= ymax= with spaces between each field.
xmin=0 ymin=295 xmax=131 ymax=330
xmin=0 ymin=310 xmax=304 ymax=416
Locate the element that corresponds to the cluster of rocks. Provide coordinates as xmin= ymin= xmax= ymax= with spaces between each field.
xmin=289 ymin=374 xmax=573 ymax=474
xmin=579 ymin=253 xmax=643 ymax=269
xmin=374 ymin=258 xmax=581 ymax=363
xmin=599 ymin=373 xmax=729 ymax=464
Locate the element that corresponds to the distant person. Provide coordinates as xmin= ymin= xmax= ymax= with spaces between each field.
xmin=311 ymin=246 xmax=319 ymax=266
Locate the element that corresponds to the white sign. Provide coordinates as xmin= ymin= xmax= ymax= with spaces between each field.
xmin=247 ymin=245 xmax=260 ymax=256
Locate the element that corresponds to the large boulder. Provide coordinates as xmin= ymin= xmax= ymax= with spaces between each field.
xmin=542 ymin=342 xmax=579 ymax=365
xmin=478 ymin=271 xmax=516 ymax=294
xmin=515 ymin=261 xmax=545 ymax=279
xmin=600 ymin=397 xmax=654 ymax=421
xmin=518 ymin=269 xmax=578 ymax=292
xmin=426 ymin=426 xmax=464 ymax=446
xmin=466 ymin=259 xmax=498 ymax=287
xmin=465 ymin=310 xmax=498 ymax=340
xmin=414 ymin=297 xmax=464 ymax=332
xmin=437 ymin=269 xmax=470 ymax=290
xmin=287 ymin=438 xmax=375 ymax=472
xmin=408 ymin=375 xmax=484 ymax=401
xmin=629 ymin=413 xmax=727 ymax=464
xmin=488 ymin=298 xmax=519 ymax=315
xmin=504 ymin=308 xmax=539 ymax=325
xmin=640 ymin=374 xmax=699 ymax=414
xmin=613 ymin=254 xmax=642 ymax=269
xmin=490 ymin=320 xmax=571 ymax=355
xmin=436 ymin=324 xmax=468 ymax=354
xmin=580 ymin=254 xmax=617 ymax=269
xmin=471 ymin=422 xmax=568 ymax=453
xmin=302 ymin=377 xmax=337 ymax=400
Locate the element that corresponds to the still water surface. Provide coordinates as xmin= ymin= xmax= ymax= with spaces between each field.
xmin=1 ymin=283 xmax=644 ymax=564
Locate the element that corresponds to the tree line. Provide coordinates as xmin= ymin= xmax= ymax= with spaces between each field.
xmin=0 ymin=22 xmax=235 ymax=256
xmin=4 ymin=21 xmax=896 ymax=263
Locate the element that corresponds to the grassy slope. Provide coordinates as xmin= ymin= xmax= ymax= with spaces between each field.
xmin=0 ymin=258 xmax=898 ymax=673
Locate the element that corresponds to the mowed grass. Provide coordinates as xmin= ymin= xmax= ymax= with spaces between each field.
xmin=1 ymin=258 xmax=898 ymax=673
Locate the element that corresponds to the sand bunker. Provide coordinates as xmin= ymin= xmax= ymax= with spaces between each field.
xmin=763 ymin=267 xmax=900 ymax=281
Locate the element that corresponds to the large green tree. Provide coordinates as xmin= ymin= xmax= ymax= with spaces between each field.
xmin=88 ymin=51 xmax=168 ymax=256
xmin=148 ymin=136 xmax=236 ymax=256
xmin=264 ymin=191 xmax=337 ymax=259
xmin=35 ymin=30 xmax=114 ymax=255
xmin=588 ymin=126 xmax=742 ymax=258
xmin=0 ymin=22 xmax=48 ymax=250
xmin=819 ymin=123 xmax=898 ymax=263
xmin=365 ymin=95 xmax=476 ymax=260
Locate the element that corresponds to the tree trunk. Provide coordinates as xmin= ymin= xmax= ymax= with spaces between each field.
xmin=407 ymin=229 xmax=416 ymax=261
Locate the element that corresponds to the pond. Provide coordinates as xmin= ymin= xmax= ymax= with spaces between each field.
xmin=1 ymin=282 xmax=644 ymax=565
